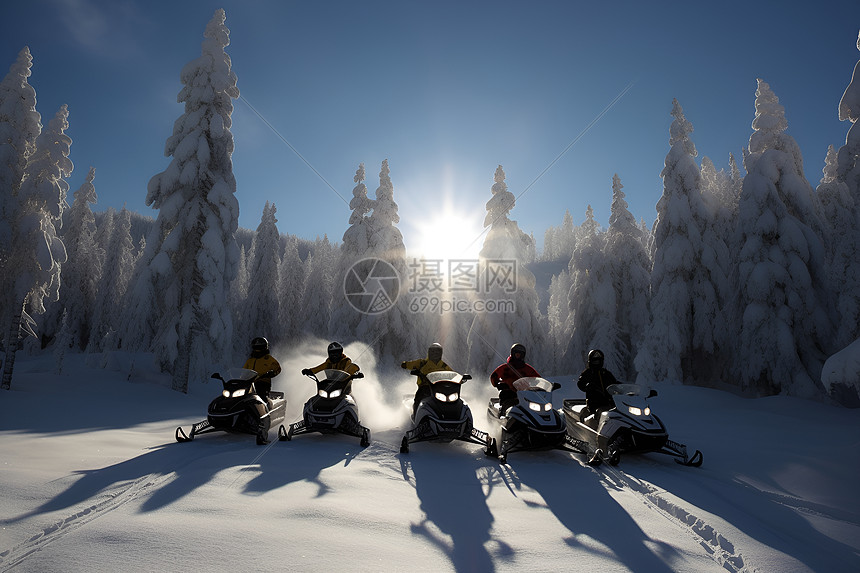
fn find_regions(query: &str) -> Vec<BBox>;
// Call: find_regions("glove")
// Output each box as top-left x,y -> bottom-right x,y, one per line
401,361 -> 407,369
301,368 -> 312,376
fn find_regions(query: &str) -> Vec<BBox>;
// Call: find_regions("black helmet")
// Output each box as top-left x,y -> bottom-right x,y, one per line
327,341 -> 344,362
428,342 -> 443,362
587,349 -> 604,369
510,343 -> 526,360
251,337 -> 269,354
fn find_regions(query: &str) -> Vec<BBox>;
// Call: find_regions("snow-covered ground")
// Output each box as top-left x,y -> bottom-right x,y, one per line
1,351 -> 858,573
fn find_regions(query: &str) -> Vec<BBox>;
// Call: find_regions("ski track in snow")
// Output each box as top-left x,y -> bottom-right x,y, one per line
0,472 -> 170,572
599,462 -> 752,573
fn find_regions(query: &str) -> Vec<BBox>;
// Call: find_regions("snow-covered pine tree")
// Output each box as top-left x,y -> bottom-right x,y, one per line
278,235 -> 304,341
605,174 -> 651,379
0,49 -> 39,249
329,163 -> 374,341
243,201 -> 282,348
53,166 -> 102,350
818,145 -> 860,351
90,207 -> 137,351
467,165 -> 546,374
297,237 -> 335,338
229,244 -> 249,356
133,9 -> 241,392
635,99 -> 721,384
546,268 -> 572,373
542,226 -> 558,262
0,48 -> 41,347
539,210 -> 575,262
836,30 -> 860,200
85,207 -> 115,351
735,79 -> 833,397
565,205 -> 617,374
1,105 -> 72,390
359,160 -> 416,367
558,209 -> 576,262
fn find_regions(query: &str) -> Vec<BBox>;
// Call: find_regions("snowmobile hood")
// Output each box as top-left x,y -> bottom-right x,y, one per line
317,369 -> 355,382
512,377 -> 554,392
608,383 -> 654,397
222,368 -> 258,382
425,371 -> 466,385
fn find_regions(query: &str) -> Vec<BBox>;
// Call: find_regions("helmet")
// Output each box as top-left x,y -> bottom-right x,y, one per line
327,341 -> 344,362
428,342 -> 443,362
510,343 -> 526,360
251,337 -> 269,354
587,349 -> 604,369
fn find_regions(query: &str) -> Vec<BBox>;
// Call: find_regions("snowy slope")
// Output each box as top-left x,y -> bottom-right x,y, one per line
1,353 -> 858,573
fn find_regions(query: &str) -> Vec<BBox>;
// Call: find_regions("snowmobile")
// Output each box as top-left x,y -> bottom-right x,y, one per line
487,377 -> 598,464
277,369 -> 370,446
400,370 -> 497,456
175,368 -> 287,445
562,383 -> 703,467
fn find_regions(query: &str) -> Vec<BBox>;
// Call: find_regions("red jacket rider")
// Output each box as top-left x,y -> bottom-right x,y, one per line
490,344 -> 540,411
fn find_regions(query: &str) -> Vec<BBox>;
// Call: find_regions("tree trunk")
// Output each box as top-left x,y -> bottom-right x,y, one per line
1,300 -> 25,390
171,330 -> 191,393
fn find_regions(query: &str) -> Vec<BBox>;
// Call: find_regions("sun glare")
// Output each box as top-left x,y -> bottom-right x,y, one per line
413,208 -> 484,266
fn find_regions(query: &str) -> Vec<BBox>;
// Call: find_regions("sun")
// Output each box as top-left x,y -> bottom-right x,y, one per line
411,207 -> 485,266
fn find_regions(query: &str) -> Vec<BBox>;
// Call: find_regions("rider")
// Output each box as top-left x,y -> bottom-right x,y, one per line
242,336 -> 281,401
401,342 -> 453,416
576,349 -> 618,424
490,343 -> 541,413
302,342 -> 361,394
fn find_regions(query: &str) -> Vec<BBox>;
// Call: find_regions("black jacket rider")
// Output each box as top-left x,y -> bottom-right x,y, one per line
577,366 -> 618,415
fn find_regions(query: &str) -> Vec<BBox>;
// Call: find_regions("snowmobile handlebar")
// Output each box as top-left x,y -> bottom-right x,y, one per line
303,370 -> 364,382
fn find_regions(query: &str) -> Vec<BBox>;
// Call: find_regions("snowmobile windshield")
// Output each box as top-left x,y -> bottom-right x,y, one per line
319,369 -> 353,382
224,368 -> 259,382
607,384 -> 651,397
513,377 -> 553,392
425,371 -> 463,385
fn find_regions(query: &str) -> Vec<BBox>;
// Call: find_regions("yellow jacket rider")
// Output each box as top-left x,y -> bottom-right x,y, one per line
402,342 -> 452,415
243,336 -> 281,401
302,342 -> 361,394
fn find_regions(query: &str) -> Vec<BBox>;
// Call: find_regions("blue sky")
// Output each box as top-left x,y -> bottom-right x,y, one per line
3,0 -> 859,255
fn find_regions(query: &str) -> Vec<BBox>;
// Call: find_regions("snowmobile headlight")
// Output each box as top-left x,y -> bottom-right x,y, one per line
628,406 -> 642,416
528,401 -> 542,412
544,402 -> 553,411
435,392 -> 459,402
222,389 -> 230,398
644,407 -> 651,415
329,389 -> 342,399
232,388 -> 246,398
